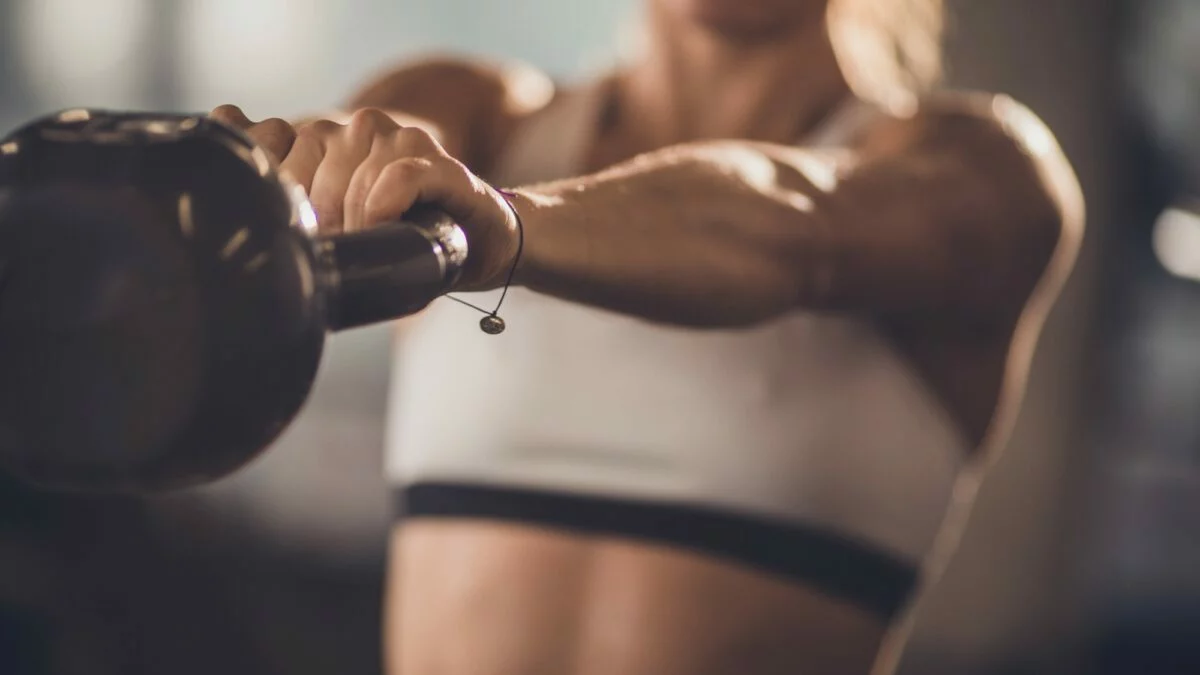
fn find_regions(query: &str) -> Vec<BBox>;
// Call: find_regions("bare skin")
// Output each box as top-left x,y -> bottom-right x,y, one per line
211,1 -> 1083,673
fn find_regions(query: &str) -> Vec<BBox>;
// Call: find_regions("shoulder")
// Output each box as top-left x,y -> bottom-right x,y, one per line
346,54 -> 556,170
870,92 -> 1083,272
915,92 -> 1082,240
845,92 -> 1085,321
347,54 -> 554,113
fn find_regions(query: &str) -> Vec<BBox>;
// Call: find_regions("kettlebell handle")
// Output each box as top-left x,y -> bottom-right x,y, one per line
316,207 -> 468,331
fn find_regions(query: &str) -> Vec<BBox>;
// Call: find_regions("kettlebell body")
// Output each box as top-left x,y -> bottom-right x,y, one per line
0,111 -> 327,491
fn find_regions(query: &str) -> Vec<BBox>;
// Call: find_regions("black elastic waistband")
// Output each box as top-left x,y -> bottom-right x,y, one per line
396,483 -> 918,619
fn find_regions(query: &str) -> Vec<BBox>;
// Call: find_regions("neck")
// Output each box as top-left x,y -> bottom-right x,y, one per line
615,9 -> 852,148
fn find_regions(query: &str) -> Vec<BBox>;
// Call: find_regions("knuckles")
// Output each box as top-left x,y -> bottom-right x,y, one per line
290,119 -> 340,152
249,117 -> 297,156
379,157 -> 436,184
205,106 -> 468,231
209,104 -> 249,127
255,117 -> 294,137
302,119 -> 342,137
393,125 -> 438,153
346,107 -> 396,140
242,108 -> 442,161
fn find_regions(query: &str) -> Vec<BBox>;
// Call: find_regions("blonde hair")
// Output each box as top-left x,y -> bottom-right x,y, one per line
827,0 -> 945,111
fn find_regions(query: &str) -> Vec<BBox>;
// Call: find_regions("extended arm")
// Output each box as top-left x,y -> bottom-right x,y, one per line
221,90 -> 1082,330
507,96 -> 1083,328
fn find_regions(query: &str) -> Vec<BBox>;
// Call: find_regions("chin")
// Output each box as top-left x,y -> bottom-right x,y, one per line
661,0 -> 827,39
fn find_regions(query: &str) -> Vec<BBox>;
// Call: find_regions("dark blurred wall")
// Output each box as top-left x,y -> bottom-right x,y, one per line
1068,2 -> 1200,674
900,2 -> 1127,674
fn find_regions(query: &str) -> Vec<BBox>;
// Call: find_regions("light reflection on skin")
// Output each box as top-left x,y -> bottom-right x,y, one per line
995,95 -> 1055,159
689,142 -> 827,212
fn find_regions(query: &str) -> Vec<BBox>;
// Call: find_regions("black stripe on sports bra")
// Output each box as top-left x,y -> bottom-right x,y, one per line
396,482 -> 918,619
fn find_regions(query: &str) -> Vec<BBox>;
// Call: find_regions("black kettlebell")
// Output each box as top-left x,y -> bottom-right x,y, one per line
0,110 -> 466,492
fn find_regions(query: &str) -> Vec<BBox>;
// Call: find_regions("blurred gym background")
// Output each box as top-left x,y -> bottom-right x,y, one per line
0,0 -> 1196,673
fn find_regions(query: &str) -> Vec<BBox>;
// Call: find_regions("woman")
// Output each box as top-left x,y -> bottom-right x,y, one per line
212,0 -> 1083,673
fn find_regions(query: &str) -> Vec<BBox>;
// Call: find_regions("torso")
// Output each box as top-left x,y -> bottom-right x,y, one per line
383,78 -> 1002,675
388,521 -> 887,675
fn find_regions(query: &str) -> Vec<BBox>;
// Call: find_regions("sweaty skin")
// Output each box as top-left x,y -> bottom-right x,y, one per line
211,1 -> 1083,673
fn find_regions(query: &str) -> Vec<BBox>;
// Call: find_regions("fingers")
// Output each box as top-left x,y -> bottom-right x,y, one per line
279,120 -> 338,195
342,147 -> 397,232
307,110 -> 404,231
210,104 -> 251,129
390,125 -> 441,156
307,131 -> 366,231
209,105 -> 297,161
249,118 -> 297,161
364,156 -> 502,231
209,107 -> 475,240
342,125 -> 442,231
360,156 -> 519,288
358,158 -> 432,228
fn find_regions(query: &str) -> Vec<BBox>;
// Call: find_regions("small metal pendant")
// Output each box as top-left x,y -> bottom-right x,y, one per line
479,315 -> 506,335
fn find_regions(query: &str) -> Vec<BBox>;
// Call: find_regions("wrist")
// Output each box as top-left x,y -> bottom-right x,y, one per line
498,182 -> 595,296
499,188 -> 553,289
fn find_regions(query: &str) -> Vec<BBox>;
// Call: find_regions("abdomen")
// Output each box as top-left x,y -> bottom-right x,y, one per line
387,520 -> 889,675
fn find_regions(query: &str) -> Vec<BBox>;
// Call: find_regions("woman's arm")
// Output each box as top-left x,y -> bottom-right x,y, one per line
508,95 -> 1083,328
230,92 -> 1082,331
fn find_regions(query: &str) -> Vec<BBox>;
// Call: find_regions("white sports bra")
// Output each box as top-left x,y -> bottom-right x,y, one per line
385,79 -> 972,618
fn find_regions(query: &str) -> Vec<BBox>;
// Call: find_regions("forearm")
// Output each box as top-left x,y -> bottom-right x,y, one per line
511,144 -> 838,327
506,104 -> 1074,330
